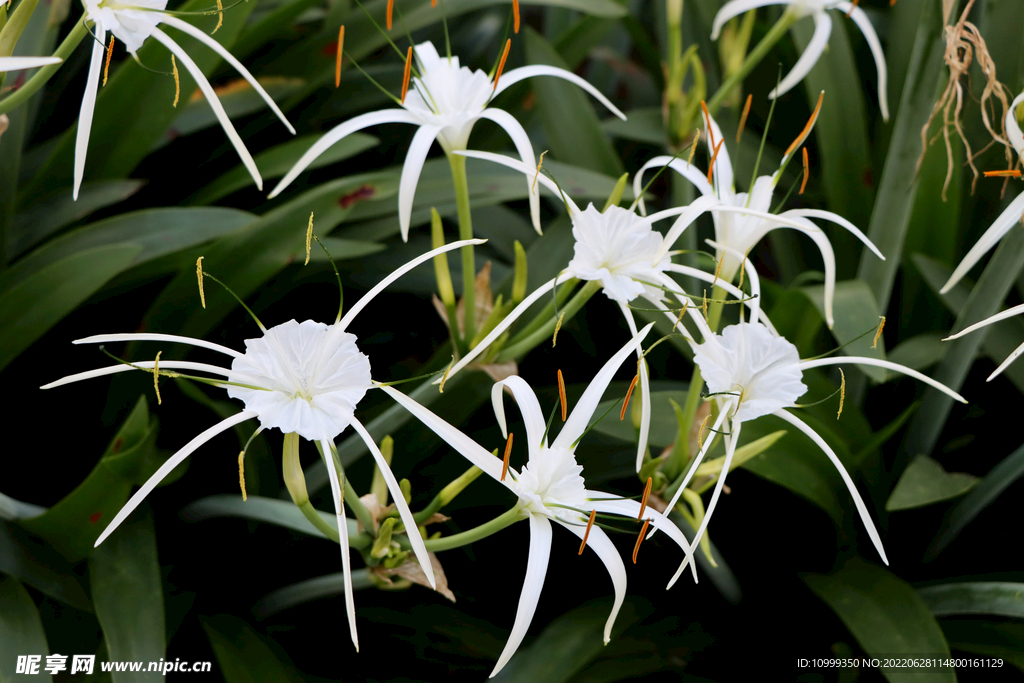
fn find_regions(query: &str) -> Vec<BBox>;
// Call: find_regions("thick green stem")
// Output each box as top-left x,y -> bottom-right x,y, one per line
497,280 -> 601,362
420,506 -> 525,553
0,0 -> 42,58
705,8 -> 797,116
448,152 -> 476,345
0,17 -> 87,116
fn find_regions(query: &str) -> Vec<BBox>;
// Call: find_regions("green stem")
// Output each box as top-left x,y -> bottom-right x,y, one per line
421,506 -> 525,553
0,17 -> 88,116
497,280 -> 601,362
0,0 -> 41,58
448,152 -> 476,346
705,7 -> 797,116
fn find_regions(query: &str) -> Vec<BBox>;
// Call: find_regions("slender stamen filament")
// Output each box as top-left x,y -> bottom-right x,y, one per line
103,36 -> 114,86
638,477 -> 652,520
335,26 -> 345,88
799,147 -> 809,195
578,509 -> 596,554
401,46 -> 412,103
736,94 -> 752,143
620,374 -> 639,421
501,432 -> 513,481
557,369 -> 567,421
632,518 -> 651,563
493,38 -> 511,92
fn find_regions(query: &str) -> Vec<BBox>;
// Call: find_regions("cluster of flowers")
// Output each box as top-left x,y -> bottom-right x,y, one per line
6,0 -> 1023,675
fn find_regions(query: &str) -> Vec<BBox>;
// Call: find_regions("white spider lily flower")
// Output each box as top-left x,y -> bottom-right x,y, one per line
0,56 -> 63,71
75,0 -> 296,199
380,324 -> 697,677
712,0 -> 889,119
41,239 -> 483,650
659,321 -> 967,583
268,40 -> 626,241
437,150 -> 776,472
633,107 -> 884,328
943,302 -> 1024,381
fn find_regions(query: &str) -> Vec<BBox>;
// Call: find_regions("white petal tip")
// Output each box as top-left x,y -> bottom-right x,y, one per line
39,382 -> 56,390
938,284 -> 952,295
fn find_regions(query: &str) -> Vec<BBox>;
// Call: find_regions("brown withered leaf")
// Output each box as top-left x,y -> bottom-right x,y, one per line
473,360 -> 518,384
371,552 -> 455,602
357,493 -> 389,533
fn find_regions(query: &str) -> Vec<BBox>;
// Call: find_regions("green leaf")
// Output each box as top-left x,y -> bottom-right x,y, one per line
523,27 -> 623,178
927,440 -> 1024,560
0,576 -> 52,683
20,397 -> 163,562
803,557 -> 954,683
885,456 -> 979,511
253,570 -> 374,619
0,243 -> 142,371
800,280 -> 887,381
202,615 -> 304,683
939,619 -> 1024,671
602,107 -> 668,146
190,132 -> 378,204
0,520 -> 93,612
89,505 -> 166,682
918,582 -> 1024,619
180,494 -> 361,542
887,333 -> 948,373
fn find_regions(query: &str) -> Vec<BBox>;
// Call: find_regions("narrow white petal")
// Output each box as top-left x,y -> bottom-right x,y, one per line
552,323 -> 654,450
454,150 -> 581,216
836,3 -> 890,120
655,195 -> 723,261
798,356 -> 967,403
478,109 -> 541,234
711,0 -> 788,39
489,514 -> 552,678
493,66 -> 626,120
319,439 -> 358,651
351,419 -> 436,589
940,191 -> 1024,293
1005,92 -> 1024,156
74,30 -> 106,201
770,12 -> 831,100
781,208 -> 884,260
398,124 -> 442,241
41,360 -> 231,390
702,238 -> 767,328
377,384 -> 507,484
150,27 -> 263,190
988,339 -> 1024,381
95,411 -> 257,546
773,409 -> 888,564
0,56 -> 62,72
659,408 -> 729,516
73,332 -> 243,357
337,238 -> 486,332
616,302 -> 651,471
945,302 -> 1024,340
680,422 -> 741,574
645,295 -> 706,350
650,272 -> 717,342
632,157 -> 716,217
157,15 -> 296,133
559,523 -> 625,644
492,376 -> 551,455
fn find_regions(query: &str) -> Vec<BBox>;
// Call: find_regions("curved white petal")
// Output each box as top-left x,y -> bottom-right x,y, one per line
478,108 -> 541,234
351,419 -> 436,589
157,15 -> 296,134
770,12 -> 831,100
73,28 -> 106,201
490,513 -> 552,678
150,27 -> 263,190
268,109 -> 420,198
940,190 -> 1024,293
773,409 -> 888,564
781,208 -> 884,260
650,272 -> 717,342
616,302 -> 651,471
659,408 -> 729,516
95,411 -> 257,546
655,195 -> 722,261
988,339 -> 1024,381
454,150 -> 581,216
0,55 -> 62,71
1006,92 -> 1024,157
666,263 -> 776,333
337,238 -> 485,332
835,2 -> 890,120
552,323 -> 654,451
633,157 -> 716,217
679,422 -> 740,576
377,384 -> 507,484
398,124 -> 442,241
319,439 -> 358,651
799,356 -> 967,403
559,522 -> 625,644
493,65 -> 627,121
711,0 -> 789,39
492,376 -> 551,456
73,332 -> 243,357
944,302 -> 1024,341
41,360 -> 232,389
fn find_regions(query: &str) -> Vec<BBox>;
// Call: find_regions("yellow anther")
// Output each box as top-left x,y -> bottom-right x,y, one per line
736,93 -> 752,143
872,316 -> 886,349
712,253 -> 725,288
401,46 -> 413,103
103,36 -> 114,86
196,257 -> 206,308
785,91 -> 824,159
305,212 -> 314,266
552,311 -> 566,347
837,368 -> 846,420
578,509 -> 596,555
697,413 -> 710,451
557,369 -> 567,421
238,451 -> 248,501
493,39 -> 512,92
439,354 -> 454,393
213,0 -> 223,33
687,129 -> 700,167
737,247 -> 752,290
672,300 -> 689,330
386,0 -> 394,30
153,351 -> 162,405
638,476 -> 652,520
799,147 -> 810,195
632,518 -> 651,564
702,290 -> 709,323
532,150 -> 547,192
171,55 -> 180,108
335,25 -> 345,88
621,374 -> 639,421
501,432 -> 513,481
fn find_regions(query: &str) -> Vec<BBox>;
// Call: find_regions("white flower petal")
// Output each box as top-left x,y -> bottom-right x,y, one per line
558,522 -> 625,644
835,2 -> 890,120
0,56 -> 62,71
73,332 -> 243,357
616,302 -> 651,471
702,238 -> 767,328
95,411 -> 257,547
489,514 -> 552,678
711,0 -> 789,39
655,194 -> 721,261
319,439 -> 358,651
1006,91 -> 1024,157
944,302 -> 1024,341
940,190 -> 1024,293
478,108 -> 541,234
492,65 -> 627,120
781,208 -> 884,260
73,30 -> 106,201
41,360 -> 231,390
770,11 -> 831,100
798,356 -> 967,403
492,376 -> 551,456
679,422 -> 741,575
773,409 -> 888,565
398,124 -> 442,241
633,157 -> 716,218
658,408 -> 729,516
988,339 -> 1024,381
650,272 -> 717,342
454,150 -> 581,216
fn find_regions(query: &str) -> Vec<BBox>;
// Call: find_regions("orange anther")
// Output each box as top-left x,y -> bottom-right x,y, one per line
501,432 -> 513,481
638,477 -> 652,520
557,369 -> 567,421
334,26 -> 345,88
700,100 -> 715,151
493,38 -> 512,92
103,35 -> 114,86
785,91 -> 824,159
620,374 -> 639,421
846,0 -> 859,17
387,0 -> 394,30
432,0 -> 436,5
707,138 -> 725,185
799,147 -> 809,195
401,46 -> 413,104
736,93 -> 752,143
984,169 -> 1022,178
578,509 -> 596,555
513,0 -> 520,33
632,518 -> 651,564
